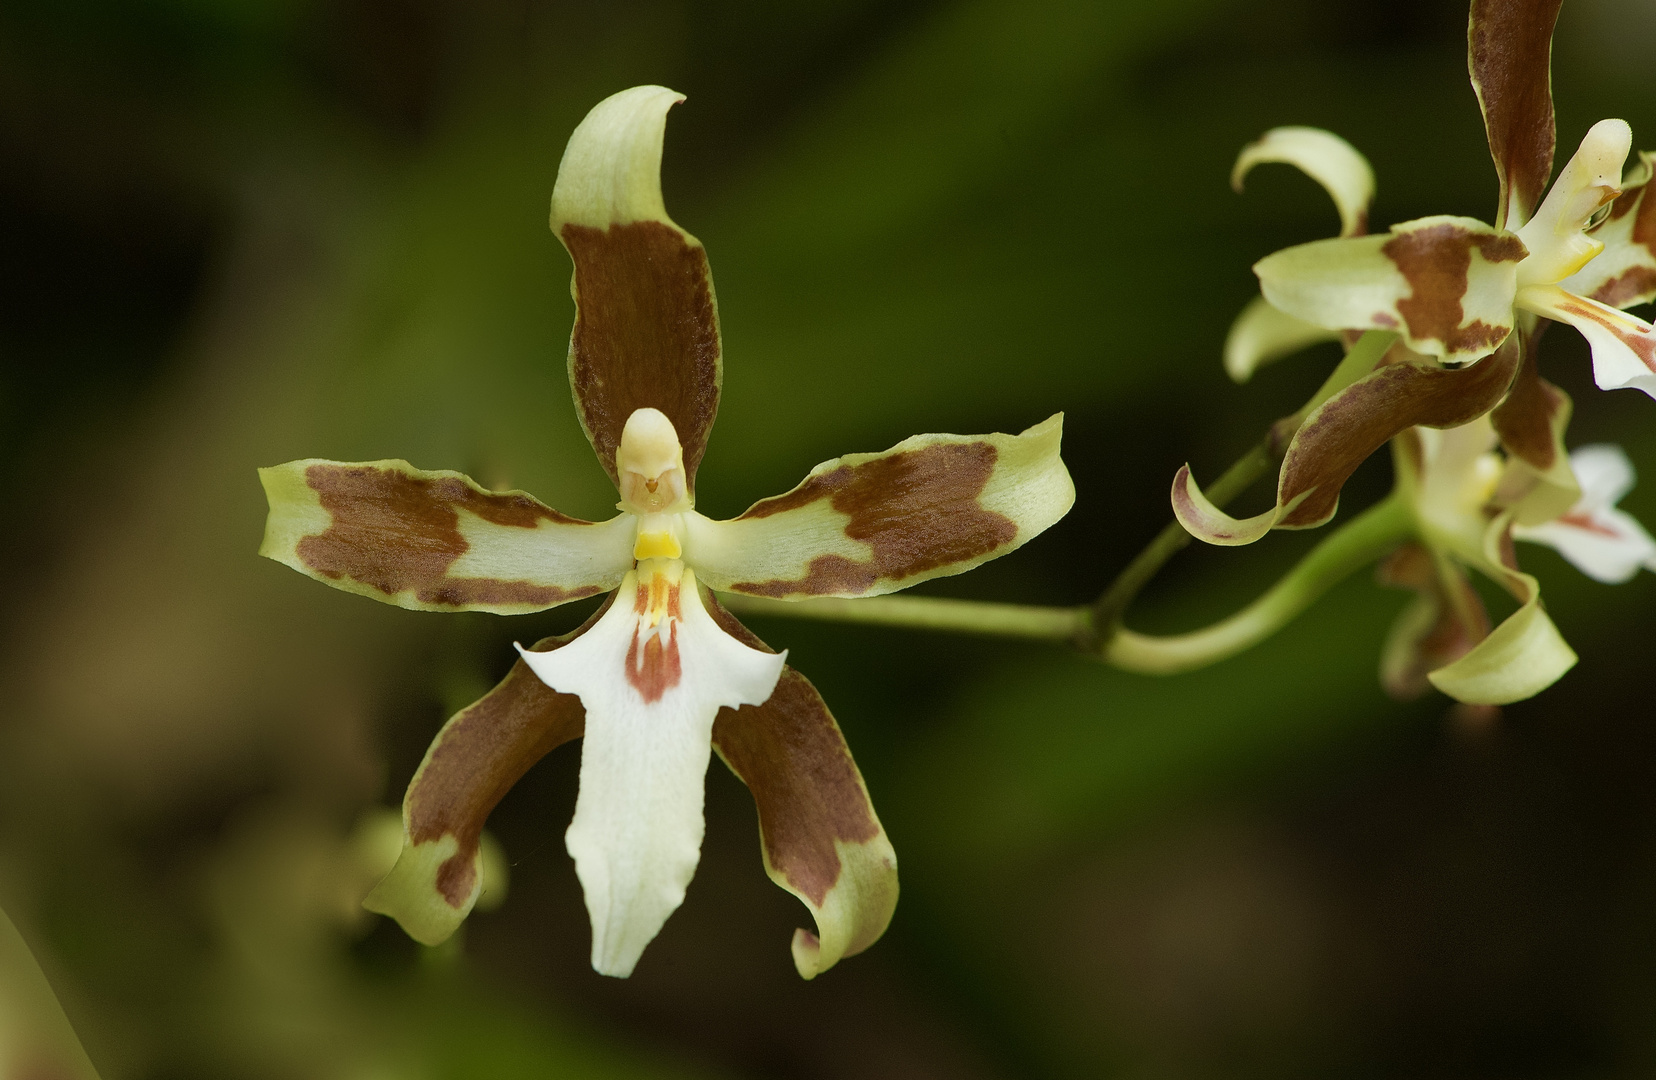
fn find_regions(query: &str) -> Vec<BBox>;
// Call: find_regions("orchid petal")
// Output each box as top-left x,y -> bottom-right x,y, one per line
364,616 -> 594,946
1514,120 -> 1630,287
1517,283 -> 1656,397
1428,516 -> 1577,704
704,597 -> 896,980
1468,0 -> 1564,230
1563,150 -> 1656,307
1232,126 -> 1375,238
516,566 -> 786,977
1376,543 -> 1491,700
1490,335 -> 1579,525
259,459 -> 634,614
1514,445 -> 1656,583
1255,216 -> 1525,365
1223,296 -> 1341,383
1176,333 -> 1522,546
551,86 -> 722,491
0,907 -> 101,1079
687,415 -> 1073,600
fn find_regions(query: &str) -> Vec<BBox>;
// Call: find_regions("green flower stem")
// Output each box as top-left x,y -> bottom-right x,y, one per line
716,592 -> 1090,643
1101,492 -> 1412,674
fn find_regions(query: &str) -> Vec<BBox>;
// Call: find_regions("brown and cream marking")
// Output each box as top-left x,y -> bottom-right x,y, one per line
1468,0 -> 1564,229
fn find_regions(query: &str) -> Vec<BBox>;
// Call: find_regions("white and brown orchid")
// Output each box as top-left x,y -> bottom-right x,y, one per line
1172,0 -> 1653,548
258,86 -> 1074,979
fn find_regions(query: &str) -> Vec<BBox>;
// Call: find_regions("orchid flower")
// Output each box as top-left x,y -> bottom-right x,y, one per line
258,86 -> 1074,979
1171,0 -> 1647,547
1378,418 -> 1654,704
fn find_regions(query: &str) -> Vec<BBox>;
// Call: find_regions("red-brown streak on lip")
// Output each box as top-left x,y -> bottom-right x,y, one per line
1491,327 -> 1564,470
1590,268 -> 1656,307
1556,298 -> 1656,371
730,441 -> 1018,596
297,463 -> 592,608
562,221 -> 720,490
703,593 -> 881,913
1277,333 -> 1522,529
1557,511 -> 1622,538
625,623 -> 682,704
1382,224 -> 1525,355
1469,0 -> 1563,225
1376,542 -> 1492,700
406,597 -> 612,908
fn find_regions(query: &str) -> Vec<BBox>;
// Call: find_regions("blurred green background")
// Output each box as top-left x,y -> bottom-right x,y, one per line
3,0 -> 1656,1075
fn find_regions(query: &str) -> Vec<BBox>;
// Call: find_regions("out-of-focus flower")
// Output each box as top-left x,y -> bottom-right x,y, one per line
1513,444 -> 1656,583
0,906 -> 101,1080
258,87 -> 1073,978
1177,0 -> 1653,548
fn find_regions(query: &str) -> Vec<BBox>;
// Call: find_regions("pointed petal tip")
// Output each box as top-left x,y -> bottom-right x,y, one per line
362,836 -> 474,947
1171,464 -> 1278,546
553,85 -> 688,230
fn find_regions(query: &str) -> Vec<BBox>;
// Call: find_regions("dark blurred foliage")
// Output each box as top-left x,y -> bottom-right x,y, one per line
2,0 -> 1656,1076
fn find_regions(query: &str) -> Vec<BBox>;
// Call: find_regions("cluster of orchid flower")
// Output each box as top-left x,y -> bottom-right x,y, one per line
233,0 -> 1655,992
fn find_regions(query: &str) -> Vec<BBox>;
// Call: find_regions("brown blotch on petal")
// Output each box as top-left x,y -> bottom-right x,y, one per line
1382,223 -> 1524,354
1469,0 -> 1564,227
562,221 -> 721,489
704,597 -> 880,908
1277,333 -> 1522,528
733,442 -> 1017,596
298,464 -> 591,608
1491,328 -> 1564,470
406,606 -> 605,906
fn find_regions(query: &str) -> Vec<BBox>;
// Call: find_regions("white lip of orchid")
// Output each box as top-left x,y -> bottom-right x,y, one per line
617,407 -> 691,558
1515,119 -> 1631,289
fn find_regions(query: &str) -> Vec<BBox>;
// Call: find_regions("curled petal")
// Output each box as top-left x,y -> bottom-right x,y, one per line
1429,516 -> 1577,704
1255,216 -> 1525,365
364,616 -> 595,946
1517,283 -> 1656,397
259,459 -> 634,614
705,598 -> 897,979
1469,0 -> 1563,230
1564,150 -> 1656,308
1176,334 -> 1522,546
551,86 -> 722,490
1490,334 -> 1579,525
1232,126 -> 1375,238
1514,445 -> 1656,583
1223,296 -> 1341,383
1376,543 -> 1492,700
0,907 -> 101,1079
516,566 -> 786,977
687,415 -> 1073,600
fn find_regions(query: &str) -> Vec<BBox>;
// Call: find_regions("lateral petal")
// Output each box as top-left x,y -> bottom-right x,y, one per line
259,459 -> 634,614
364,617 -> 595,945
1375,542 -> 1492,701
551,86 -> 722,491
516,566 -> 786,977
0,906 -> 101,1080
1562,150 -> 1656,308
1468,0 -> 1563,230
1490,334 -> 1579,525
1428,516 -> 1577,705
687,415 -> 1073,599
1517,283 -> 1656,397
1223,296 -> 1341,383
703,598 -> 896,980
1232,126 -> 1375,238
1176,334 -> 1522,545
1255,217 -> 1525,365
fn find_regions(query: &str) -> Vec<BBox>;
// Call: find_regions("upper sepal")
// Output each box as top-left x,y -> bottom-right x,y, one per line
552,87 -> 723,491
259,459 -> 634,614
687,415 -> 1074,599
1468,0 -> 1563,230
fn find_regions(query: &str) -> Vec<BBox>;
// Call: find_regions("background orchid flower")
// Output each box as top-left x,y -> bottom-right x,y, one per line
257,86 -> 1073,980
1513,444 -> 1656,583
1380,415 -> 1579,706
1174,0 -> 1619,548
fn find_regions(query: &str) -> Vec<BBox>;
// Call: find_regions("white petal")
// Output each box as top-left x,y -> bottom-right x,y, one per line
1568,443 -> 1637,511
516,566 -> 785,976
1231,126 -> 1375,238
1517,283 -> 1656,398
1516,506 -> 1656,584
